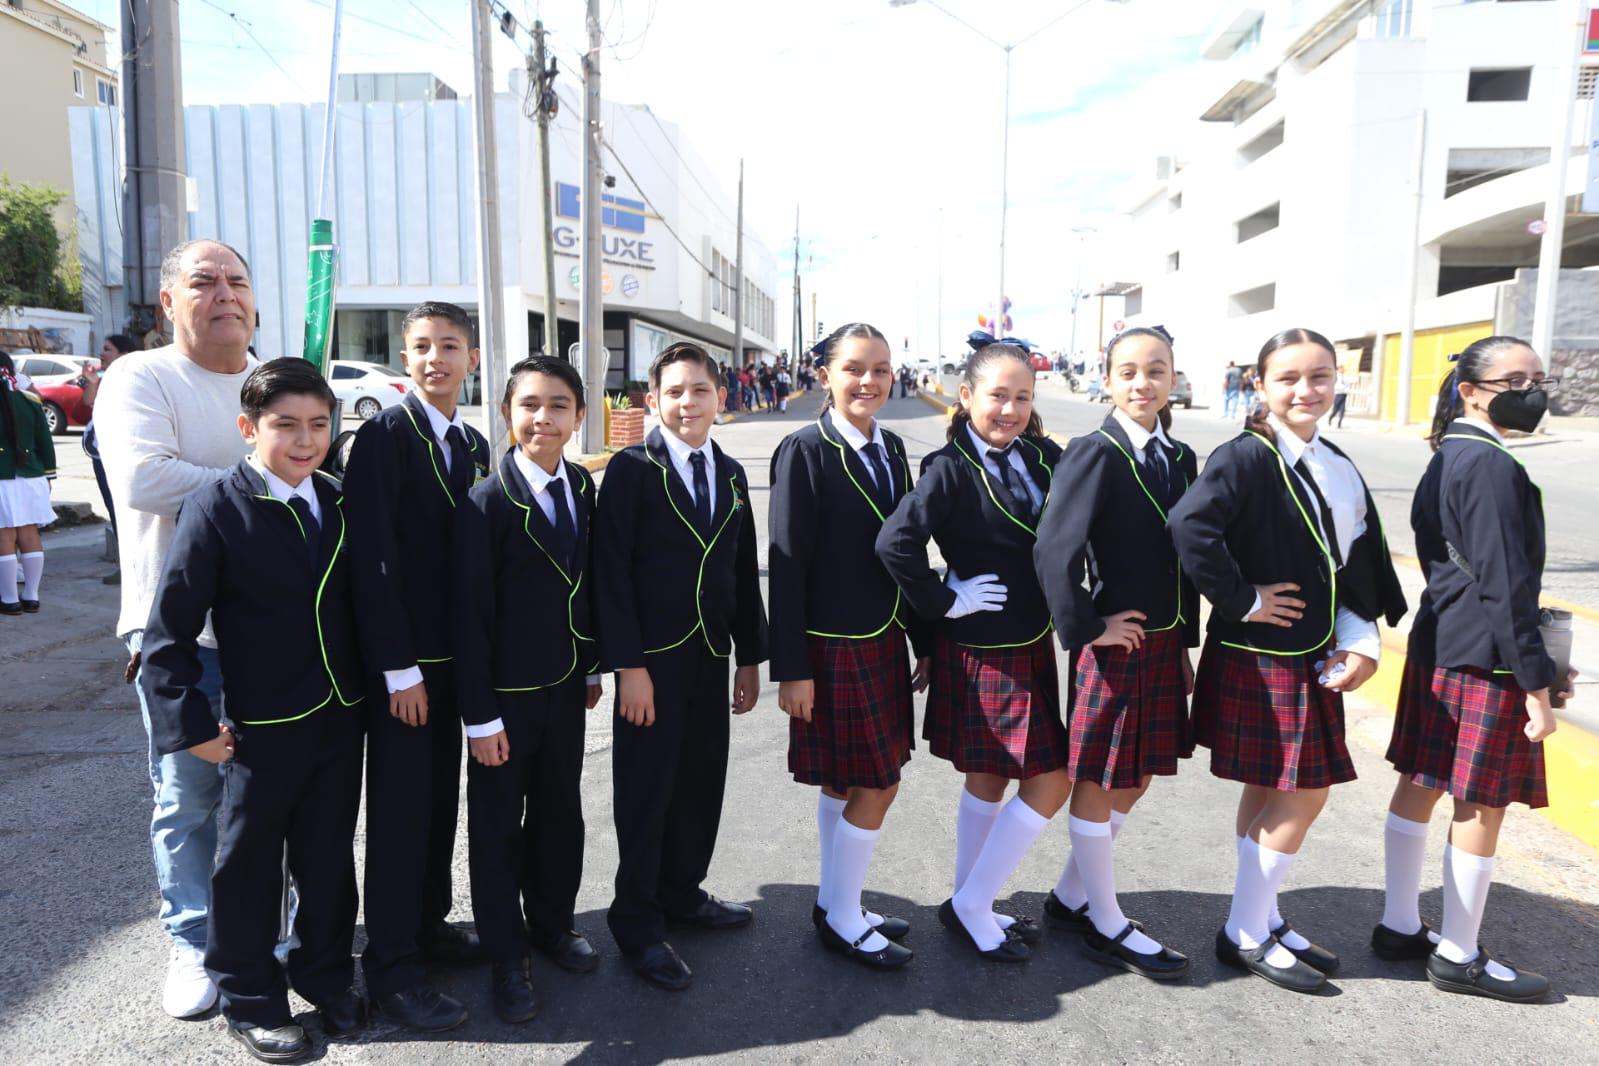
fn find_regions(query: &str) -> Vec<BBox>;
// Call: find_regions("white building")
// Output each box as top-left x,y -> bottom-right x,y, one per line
71,71 -> 779,399
1113,0 -> 1599,419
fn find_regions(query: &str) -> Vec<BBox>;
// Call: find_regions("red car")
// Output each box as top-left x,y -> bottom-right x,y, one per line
36,378 -> 92,435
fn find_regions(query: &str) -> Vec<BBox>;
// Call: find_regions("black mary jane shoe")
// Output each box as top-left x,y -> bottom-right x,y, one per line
666,894 -> 753,930
227,1021 -> 309,1064
1371,922 -> 1436,962
20,599 -> 39,614
1214,928 -> 1326,994
533,929 -> 600,974
0,601 -> 21,617
1081,921 -> 1189,981
998,913 -> 1043,945
1272,920 -> 1340,975
419,921 -> 485,965
311,988 -> 368,1037
1042,893 -> 1092,932
491,957 -> 540,1023
817,919 -> 914,969
625,942 -> 694,991
1426,947 -> 1552,1003
938,899 -> 1030,963
812,904 -> 910,942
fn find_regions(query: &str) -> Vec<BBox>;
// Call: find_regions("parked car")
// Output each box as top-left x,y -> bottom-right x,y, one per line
36,379 -> 91,435
17,354 -> 95,387
329,360 -> 410,419
1171,370 -> 1194,409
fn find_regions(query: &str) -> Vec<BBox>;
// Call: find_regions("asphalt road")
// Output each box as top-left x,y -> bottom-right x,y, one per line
2,389 -> 1597,1064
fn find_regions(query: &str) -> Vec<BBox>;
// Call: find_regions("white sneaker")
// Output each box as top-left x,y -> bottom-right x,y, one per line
163,943 -> 219,1018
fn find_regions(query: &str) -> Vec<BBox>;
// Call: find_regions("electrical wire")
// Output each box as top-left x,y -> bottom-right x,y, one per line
196,0 -> 305,89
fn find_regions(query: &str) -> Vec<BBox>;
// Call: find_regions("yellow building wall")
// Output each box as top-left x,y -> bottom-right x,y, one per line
1380,321 -> 1494,424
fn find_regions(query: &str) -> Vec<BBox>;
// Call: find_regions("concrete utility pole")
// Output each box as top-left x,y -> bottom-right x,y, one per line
533,21 -> 560,359
470,0 -> 508,450
1530,0 -> 1588,364
120,0 -> 186,343
1396,109 -> 1427,427
732,159 -> 744,371
579,0 -> 606,452
792,206 -> 801,365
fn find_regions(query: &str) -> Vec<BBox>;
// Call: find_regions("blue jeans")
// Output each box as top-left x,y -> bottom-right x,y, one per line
129,629 -> 226,950
1223,387 -> 1240,419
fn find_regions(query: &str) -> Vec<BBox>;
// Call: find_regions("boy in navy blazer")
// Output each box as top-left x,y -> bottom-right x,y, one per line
593,342 -> 768,991
341,301 -> 490,1031
141,359 -> 366,1062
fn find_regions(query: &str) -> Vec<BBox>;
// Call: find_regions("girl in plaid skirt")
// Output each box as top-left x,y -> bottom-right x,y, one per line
878,339 -> 1067,963
1169,328 -> 1406,995
768,324 -> 929,971
1376,336 -> 1575,1004
1033,326 -> 1196,982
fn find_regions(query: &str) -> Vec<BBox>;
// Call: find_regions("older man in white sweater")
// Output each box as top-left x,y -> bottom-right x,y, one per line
95,240 -> 259,1019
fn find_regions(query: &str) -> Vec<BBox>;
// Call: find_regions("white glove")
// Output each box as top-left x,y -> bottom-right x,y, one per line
945,570 -> 1007,620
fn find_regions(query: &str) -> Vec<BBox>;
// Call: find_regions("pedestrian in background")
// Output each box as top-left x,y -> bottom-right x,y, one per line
1239,365 -> 1257,419
1169,327 -> 1406,996
81,333 -> 140,585
1223,361 -> 1242,420
1378,335 -> 1573,1003
0,349 -> 56,616
1331,368 -> 1349,428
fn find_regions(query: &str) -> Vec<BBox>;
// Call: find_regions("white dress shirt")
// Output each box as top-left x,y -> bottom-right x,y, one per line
251,455 -> 322,523
828,407 -> 893,494
967,424 -> 1043,512
1456,415 -> 1502,442
1111,408 -> 1172,466
660,427 -> 716,514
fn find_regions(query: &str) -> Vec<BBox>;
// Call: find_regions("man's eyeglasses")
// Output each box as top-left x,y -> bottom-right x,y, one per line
1472,375 -> 1560,395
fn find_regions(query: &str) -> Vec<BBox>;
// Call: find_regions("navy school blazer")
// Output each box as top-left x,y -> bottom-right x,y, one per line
592,427 -> 768,669
342,392 -> 491,674
452,449 -> 600,726
1406,421 -> 1554,691
876,431 -> 1063,648
141,461 -> 365,756
1166,429 -> 1406,656
1034,414 -> 1201,651
767,415 -> 933,682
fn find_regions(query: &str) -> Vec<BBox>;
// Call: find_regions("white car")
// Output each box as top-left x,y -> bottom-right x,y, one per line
16,354 -> 95,386
329,360 -> 410,420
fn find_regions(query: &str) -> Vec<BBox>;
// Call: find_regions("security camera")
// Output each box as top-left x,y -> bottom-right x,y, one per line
603,174 -> 617,188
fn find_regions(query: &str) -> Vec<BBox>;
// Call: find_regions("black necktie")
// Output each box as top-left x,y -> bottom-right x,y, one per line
987,447 -> 1035,524
1293,456 -> 1344,568
549,476 -> 577,572
689,451 -> 712,531
863,442 -> 895,513
1145,442 -> 1171,503
444,425 -> 473,498
286,494 -> 321,569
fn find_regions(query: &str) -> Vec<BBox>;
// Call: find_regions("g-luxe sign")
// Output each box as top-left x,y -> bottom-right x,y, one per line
554,181 -> 657,270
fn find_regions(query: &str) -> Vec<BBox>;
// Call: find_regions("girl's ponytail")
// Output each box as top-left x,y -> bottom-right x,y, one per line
1426,364 -> 1462,452
1425,335 -> 1530,451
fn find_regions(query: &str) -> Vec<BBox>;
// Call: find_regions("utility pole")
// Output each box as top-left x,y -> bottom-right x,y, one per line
470,0 -> 508,449
811,291 -> 818,342
1530,0 -> 1587,364
120,0 -> 186,344
936,207 -> 943,364
579,0 -> 606,451
996,45 -> 1012,338
792,205 -> 801,366
732,160 -> 745,372
1396,110 -> 1427,427
532,21 -> 560,359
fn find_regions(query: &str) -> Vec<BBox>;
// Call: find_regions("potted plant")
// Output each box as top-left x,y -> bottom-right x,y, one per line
605,392 -> 646,450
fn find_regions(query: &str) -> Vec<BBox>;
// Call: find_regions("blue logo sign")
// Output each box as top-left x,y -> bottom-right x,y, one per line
621,274 -> 640,297
555,182 -> 646,234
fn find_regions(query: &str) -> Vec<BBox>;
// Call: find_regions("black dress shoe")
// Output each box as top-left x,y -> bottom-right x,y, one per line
1042,893 -> 1092,932
532,930 -> 600,974
625,942 -> 693,991
0,601 -> 20,616
227,1021 -> 308,1063
999,914 -> 1043,945
20,599 -> 38,613
491,958 -> 540,1023
1372,922 -> 1437,962
311,988 -> 368,1037
1272,921 -> 1339,975
817,918 -> 914,969
1426,948 -> 1552,1003
419,922 -> 485,964
811,904 -> 911,942
666,895 -> 753,930
372,983 -> 468,1032
1080,921 -> 1190,981
1214,928 -> 1326,994
938,899 -> 1030,963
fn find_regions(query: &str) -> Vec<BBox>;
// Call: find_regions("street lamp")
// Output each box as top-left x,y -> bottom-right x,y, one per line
1068,225 -> 1095,360
891,0 -> 1129,338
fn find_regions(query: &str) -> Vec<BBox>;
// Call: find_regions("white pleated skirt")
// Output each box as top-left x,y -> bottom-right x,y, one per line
0,477 -> 55,528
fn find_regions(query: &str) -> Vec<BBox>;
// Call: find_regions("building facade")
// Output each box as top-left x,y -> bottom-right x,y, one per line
1113,0 -> 1599,418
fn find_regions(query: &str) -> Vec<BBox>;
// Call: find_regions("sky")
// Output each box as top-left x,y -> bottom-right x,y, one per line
85,0 -> 1235,355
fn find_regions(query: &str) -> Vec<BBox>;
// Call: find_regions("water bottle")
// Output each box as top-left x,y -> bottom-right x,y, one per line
1539,607 -> 1573,710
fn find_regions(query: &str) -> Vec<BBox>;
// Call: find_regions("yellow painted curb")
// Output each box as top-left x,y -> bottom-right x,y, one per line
577,452 -> 613,472
916,390 -> 954,416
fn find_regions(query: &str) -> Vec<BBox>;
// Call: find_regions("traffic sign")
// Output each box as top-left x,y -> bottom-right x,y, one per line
1528,219 -> 1548,237
1113,319 -> 1126,332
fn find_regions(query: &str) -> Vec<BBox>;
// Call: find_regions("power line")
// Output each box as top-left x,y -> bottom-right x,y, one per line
598,130 -> 716,279
404,0 -> 466,47
195,0 -> 305,90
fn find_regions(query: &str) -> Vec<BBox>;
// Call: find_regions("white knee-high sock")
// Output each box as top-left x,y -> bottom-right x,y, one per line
1068,815 -> 1161,953
0,555 -> 16,604
1225,837 -> 1299,968
1381,812 -> 1431,935
1438,844 -> 1516,979
19,551 -> 42,600
955,789 -> 1001,891
816,792 -> 845,907
952,797 -> 1051,951
1238,833 -> 1313,950
825,819 -> 889,952
1055,809 -> 1127,907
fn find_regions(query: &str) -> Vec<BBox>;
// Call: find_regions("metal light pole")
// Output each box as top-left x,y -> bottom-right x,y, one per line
579,0 -> 606,451
533,21 -> 560,359
1530,0 -> 1588,363
470,0 -> 508,450
1067,225 -> 1094,360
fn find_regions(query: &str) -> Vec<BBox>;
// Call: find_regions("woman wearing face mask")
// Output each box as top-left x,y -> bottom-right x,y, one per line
1376,335 -> 1574,1004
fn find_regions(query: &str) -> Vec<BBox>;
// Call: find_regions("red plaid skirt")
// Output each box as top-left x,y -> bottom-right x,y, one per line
925,634 -> 1068,779
1069,627 -> 1193,790
1387,661 -> 1547,809
788,630 -> 915,791
1191,636 -> 1354,791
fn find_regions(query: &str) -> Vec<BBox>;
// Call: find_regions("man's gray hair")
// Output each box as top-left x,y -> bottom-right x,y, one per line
158,239 -> 252,291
